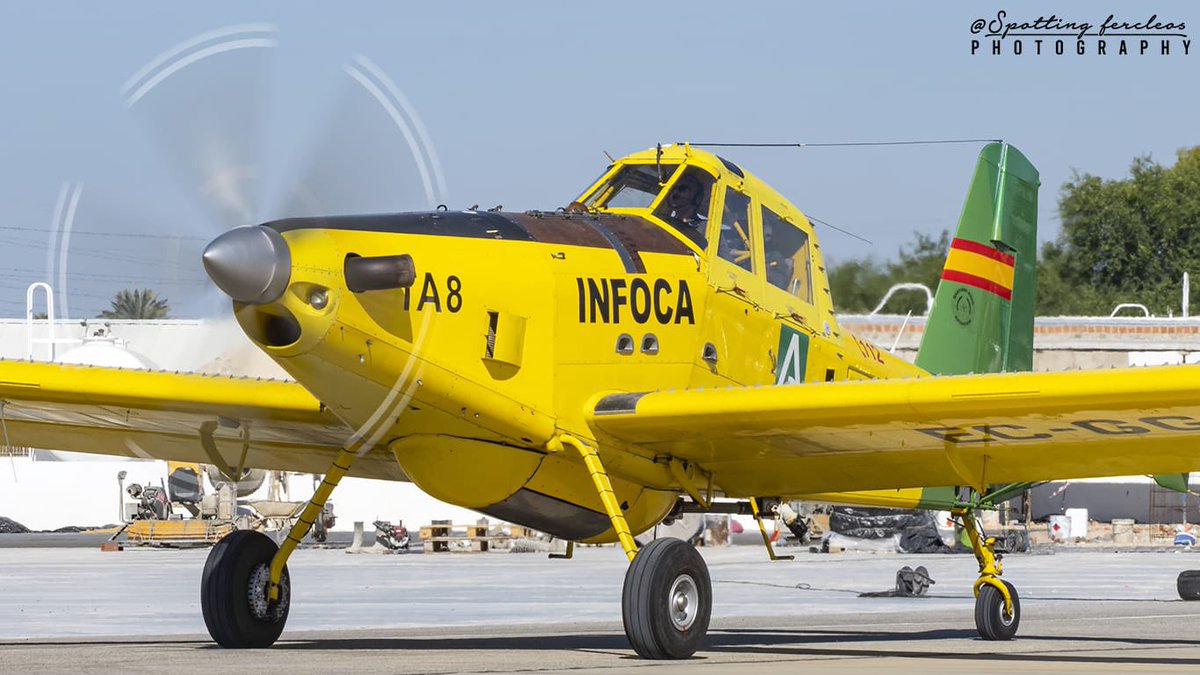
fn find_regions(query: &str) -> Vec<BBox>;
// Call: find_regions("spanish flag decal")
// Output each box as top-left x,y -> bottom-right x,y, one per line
941,238 -> 1015,301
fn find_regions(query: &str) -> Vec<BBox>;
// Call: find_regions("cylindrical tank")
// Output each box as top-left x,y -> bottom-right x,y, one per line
205,464 -> 267,498
56,324 -> 156,370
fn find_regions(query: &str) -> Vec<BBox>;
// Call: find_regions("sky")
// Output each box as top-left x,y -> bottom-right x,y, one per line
0,1 -> 1197,319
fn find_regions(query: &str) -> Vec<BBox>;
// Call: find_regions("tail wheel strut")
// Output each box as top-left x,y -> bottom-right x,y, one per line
958,509 -> 1021,641
976,579 -> 1021,640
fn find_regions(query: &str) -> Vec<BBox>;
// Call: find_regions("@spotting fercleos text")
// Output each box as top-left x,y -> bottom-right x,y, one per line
970,10 -> 1190,56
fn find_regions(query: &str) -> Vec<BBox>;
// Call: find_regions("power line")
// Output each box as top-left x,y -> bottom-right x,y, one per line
805,214 -> 873,245
0,236 -> 202,270
0,224 -> 208,241
689,138 -> 1003,149
686,138 -> 1003,244
0,267 -> 206,285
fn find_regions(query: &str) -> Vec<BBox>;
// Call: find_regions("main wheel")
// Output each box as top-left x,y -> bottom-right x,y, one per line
621,537 -> 712,659
975,579 -> 1020,641
201,530 -> 291,648
1177,570 -> 1200,600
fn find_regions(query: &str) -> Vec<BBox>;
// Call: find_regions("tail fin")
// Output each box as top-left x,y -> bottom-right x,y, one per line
916,143 -> 1039,375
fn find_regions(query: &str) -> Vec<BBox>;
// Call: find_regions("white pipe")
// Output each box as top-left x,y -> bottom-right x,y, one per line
1110,303 -> 1151,318
890,310 -> 913,353
869,283 -> 934,316
25,282 -> 55,361
1184,272 -> 1190,319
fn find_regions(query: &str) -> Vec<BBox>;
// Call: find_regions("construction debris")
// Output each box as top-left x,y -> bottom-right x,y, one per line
0,517 -> 29,534
858,566 -> 935,598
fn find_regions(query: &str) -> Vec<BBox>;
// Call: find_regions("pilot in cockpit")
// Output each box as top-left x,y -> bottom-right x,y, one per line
656,169 -> 712,248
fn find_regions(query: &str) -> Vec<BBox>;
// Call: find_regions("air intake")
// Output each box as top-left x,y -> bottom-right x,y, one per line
344,254 -> 417,293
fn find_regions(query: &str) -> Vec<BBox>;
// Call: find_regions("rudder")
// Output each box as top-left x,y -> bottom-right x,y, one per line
916,143 -> 1039,375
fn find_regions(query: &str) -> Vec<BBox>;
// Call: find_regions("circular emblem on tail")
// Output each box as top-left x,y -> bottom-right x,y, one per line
953,288 -> 975,325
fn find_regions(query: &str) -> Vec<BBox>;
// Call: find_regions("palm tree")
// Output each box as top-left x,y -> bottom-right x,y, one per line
98,289 -> 171,320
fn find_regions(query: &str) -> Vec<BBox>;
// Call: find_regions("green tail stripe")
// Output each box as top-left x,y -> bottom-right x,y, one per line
1153,473 -> 1190,493
916,143 -> 1040,375
915,486 -> 959,510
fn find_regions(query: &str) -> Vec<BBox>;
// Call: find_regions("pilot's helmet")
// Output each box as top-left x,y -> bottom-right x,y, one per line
670,173 -> 704,210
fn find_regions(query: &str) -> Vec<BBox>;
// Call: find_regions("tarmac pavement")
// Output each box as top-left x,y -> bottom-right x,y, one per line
2,544 -> 1200,672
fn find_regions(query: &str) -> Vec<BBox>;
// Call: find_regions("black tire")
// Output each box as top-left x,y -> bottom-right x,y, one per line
621,537 -> 712,659
201,530 -> 290,648
1177,570 -> 1200,600
975,580 -> 1020,641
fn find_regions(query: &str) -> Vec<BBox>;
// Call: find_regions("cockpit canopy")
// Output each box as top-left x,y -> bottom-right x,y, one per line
576,146 -> 821,310
584,163 -> 676,210
583,163 -> 714,250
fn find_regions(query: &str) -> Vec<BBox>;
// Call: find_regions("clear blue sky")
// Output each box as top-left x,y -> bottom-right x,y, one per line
1,1 -> 1196,318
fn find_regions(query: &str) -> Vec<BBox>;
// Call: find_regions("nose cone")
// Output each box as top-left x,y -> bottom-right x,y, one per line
202,226 -> 291,304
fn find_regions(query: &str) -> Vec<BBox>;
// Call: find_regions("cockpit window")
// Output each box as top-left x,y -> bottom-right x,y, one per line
762,206 -> 813,304
585,164 -> 679,209
653,167 -> 715,249
716,188 -> 754,272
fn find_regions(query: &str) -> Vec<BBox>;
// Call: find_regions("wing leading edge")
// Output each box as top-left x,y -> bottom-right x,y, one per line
589,365 -> 1200,497
0,360 -> 404,480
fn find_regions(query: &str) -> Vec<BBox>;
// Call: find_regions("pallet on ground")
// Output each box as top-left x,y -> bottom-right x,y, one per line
509,525 -> 546,539
420,520 -> 522,553
124,519 -> 233,545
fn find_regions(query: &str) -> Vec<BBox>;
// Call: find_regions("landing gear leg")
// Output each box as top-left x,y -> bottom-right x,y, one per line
201,447 -> 358,648
556,435 -> 711,659
750,497 -> 794,561
958,509 -> 1020,640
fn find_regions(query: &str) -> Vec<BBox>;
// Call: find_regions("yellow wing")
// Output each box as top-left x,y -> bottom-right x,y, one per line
0,360 -> 404,481
589,365 -> 1200,497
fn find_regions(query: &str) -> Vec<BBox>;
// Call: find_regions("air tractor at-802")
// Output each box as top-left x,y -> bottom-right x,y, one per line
8,142 -> 1200,658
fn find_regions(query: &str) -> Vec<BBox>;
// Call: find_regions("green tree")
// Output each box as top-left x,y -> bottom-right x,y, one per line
889,230 -> 950,313
1042,147 -> 1200,316
98,288 -> 171,320
827,258 -> 891,313
829,230 -> 949,315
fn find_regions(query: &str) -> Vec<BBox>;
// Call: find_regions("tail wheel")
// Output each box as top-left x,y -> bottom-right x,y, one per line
201,530 -> 290,648
975,580 -> 1020,641
1177,570 -> 1200,600
621,537 -> 711,659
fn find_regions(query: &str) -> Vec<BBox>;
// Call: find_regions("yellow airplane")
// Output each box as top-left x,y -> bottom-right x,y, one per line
3,141 -> 1199,658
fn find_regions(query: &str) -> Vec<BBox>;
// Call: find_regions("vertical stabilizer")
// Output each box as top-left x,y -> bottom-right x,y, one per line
916,143 -> 1039,375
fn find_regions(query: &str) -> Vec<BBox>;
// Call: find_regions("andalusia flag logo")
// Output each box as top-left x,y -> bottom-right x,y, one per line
775,325 -> 809,385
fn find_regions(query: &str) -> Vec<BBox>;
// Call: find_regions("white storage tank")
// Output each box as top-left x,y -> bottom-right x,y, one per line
56,323 -> 155,370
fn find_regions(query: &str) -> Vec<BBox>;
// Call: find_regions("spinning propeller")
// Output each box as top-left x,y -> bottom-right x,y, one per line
52,23 -> 445,329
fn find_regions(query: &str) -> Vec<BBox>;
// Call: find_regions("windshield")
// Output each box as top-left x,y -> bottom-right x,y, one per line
653,166 -> 716,249
585,164 -> 679,209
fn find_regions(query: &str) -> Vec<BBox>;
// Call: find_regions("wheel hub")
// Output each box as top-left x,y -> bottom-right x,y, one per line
247,563 -> 288,622
668,574 -> 699,631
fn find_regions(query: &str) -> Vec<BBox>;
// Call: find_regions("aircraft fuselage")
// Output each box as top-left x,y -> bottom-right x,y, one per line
224,146 -> 925,542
